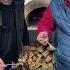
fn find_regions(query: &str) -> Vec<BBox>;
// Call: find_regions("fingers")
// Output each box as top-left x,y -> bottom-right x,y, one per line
37,32 -> 48,40
37,32 -> 49,46
38,38 -> 48,46
43,38 -> 49,46
0,58 -> 5,70
0,65 -> 5,70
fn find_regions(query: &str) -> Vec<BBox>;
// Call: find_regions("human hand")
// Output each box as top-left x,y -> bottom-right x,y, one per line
37,32 -> 56,51
0,58 -> 5,70
0,0 -> 13,5
37,32 -> 49,46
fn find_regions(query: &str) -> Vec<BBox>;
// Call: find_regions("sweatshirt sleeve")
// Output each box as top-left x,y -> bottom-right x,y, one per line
37,6 -> 56,38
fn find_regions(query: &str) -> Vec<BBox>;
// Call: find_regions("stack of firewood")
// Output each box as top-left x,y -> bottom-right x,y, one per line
14,42 -> 55,70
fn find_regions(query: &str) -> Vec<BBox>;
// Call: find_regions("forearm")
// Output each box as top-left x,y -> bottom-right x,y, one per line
37,6 -> 56,38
